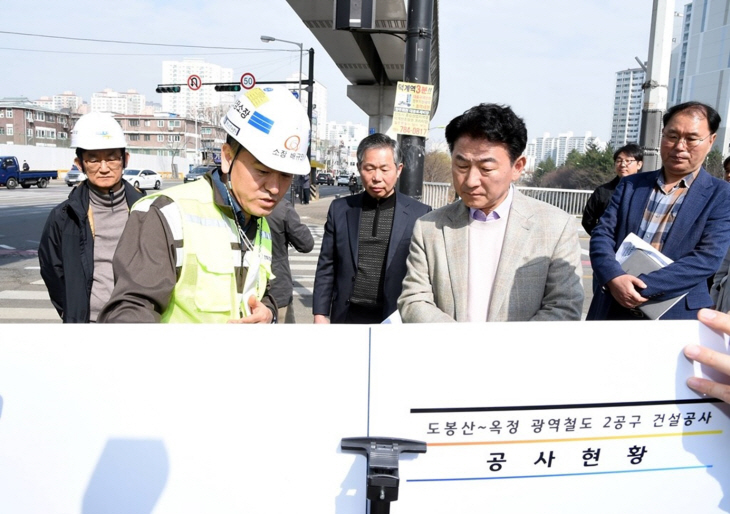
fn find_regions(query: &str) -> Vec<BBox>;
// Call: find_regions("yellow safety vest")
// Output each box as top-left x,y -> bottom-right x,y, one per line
133,179 -> 273,323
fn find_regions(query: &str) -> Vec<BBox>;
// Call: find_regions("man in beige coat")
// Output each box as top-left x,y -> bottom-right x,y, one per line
398,103 -> 583,322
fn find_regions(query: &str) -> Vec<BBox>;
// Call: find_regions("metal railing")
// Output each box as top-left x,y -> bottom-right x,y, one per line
516,187 -> 592,216
422,182 -> 451,208
421,183 -> 592,216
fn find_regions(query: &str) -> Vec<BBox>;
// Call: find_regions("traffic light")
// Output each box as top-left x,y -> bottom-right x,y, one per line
156,86 -> 181,93
214,84 -> 241,92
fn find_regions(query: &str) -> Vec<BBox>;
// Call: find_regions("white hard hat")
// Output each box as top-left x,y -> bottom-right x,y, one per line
71,112 -> 126,150
221,86 -> 311,175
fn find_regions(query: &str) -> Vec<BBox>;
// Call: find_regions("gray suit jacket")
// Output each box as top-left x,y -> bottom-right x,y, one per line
398,190 -> 584,322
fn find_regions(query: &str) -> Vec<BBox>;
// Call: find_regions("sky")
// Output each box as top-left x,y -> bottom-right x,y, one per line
0,0 -> 690,145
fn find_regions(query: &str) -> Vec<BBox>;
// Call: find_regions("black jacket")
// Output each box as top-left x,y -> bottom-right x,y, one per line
313,191 -> 432,323
39,180 -> 145,323
266,199 -> 314,307
581,176 -> 620,235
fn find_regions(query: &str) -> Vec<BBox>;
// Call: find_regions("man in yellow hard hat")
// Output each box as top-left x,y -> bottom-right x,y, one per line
99,86 -> 311,323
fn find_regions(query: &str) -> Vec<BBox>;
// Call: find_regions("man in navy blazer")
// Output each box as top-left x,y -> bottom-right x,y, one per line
588,101 -> 730,320
313,133 -> 431,323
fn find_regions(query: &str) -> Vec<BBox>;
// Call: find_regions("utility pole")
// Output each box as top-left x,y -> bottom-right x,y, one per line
306,48 -> 317,200
639,0 -> 674,172
398,0 -> 434,200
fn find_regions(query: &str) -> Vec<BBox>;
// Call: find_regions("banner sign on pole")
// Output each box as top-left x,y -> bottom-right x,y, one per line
392,81 -> 435,137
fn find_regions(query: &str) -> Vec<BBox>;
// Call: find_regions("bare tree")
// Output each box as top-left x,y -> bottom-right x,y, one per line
167,133 -> 190,179
424,150 -> 452,183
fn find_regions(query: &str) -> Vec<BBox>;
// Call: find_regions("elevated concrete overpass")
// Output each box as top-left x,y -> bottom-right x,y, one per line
286,0 -> 440,132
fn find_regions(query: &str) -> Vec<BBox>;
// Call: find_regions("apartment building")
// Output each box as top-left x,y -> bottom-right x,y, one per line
114,114 -> 225,164
525,131 -> 603,171
91,89 -> 146,115
160,58 -> 234,117
0,97 -> 72,148
668,1 -> 730,156
610,68 -> 645,146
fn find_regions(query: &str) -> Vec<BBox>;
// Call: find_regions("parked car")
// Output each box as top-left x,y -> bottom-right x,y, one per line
123,168 -> 163,190
337,174 -> 351,186
185,164 -> 216,183
65,165 -> 86,187
316,172 -> 334,186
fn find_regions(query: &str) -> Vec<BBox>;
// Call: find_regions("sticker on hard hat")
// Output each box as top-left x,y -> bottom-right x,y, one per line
245,88 -> 270,108
248,112 -> 274,134
222,116 -> 240,136
284,135 -> 300,151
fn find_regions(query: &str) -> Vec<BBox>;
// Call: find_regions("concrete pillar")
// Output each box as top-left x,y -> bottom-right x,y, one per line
347,85 -> 397,135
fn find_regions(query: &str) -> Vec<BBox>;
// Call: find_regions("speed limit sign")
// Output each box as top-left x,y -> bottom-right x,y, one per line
240,73 -> 256,90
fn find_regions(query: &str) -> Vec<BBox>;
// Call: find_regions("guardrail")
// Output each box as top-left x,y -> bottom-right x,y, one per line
516,187 -> 592,216
422,183 -> 592,216
422,182 -> 451,208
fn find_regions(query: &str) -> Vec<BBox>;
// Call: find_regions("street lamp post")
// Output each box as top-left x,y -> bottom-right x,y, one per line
261,34 -> 308,204
260,35 -> 303,105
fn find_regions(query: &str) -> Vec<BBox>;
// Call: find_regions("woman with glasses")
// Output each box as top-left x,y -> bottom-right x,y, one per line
39,112 -> 145,323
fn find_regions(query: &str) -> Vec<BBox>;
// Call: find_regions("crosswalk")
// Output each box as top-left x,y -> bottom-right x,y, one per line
0,224 -> 325,323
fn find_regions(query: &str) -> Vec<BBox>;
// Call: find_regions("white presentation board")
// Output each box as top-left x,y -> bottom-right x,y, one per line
0,324 -> 370,513
369,321 -> 730,513
0,321 -> 728,513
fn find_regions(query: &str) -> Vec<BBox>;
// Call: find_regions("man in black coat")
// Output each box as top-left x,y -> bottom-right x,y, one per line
313,133 -> 431,324
581,143 -> 644,236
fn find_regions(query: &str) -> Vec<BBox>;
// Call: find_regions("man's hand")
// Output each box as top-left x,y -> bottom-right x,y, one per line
606,274 -> 648,309
228,295 -> 273,324
685,309 -> 730,403
314,314 -> 330,324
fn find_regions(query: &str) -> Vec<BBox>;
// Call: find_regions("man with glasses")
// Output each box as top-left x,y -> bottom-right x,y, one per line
39,112 -> 145,323
582,143 -> 643,236
588,101 -> 730,320
99,86 -> 310,323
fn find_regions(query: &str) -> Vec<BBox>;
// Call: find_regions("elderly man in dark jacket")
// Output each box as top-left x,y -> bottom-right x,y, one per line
39,113 -> 145,323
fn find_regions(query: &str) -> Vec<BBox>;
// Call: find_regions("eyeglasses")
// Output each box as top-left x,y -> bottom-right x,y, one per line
661,133 -> 711,149
84,154 -> 123,171
615,159 -> 637,166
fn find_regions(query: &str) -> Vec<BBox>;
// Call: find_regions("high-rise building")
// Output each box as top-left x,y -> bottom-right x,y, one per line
668,1 -> 729,156
525,131 -> 603,171
53,91 -> 83,113
160,59 -> 234,117
91,89 -> 146,115
33,97 -> 54,110
610,68 -> 645,146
